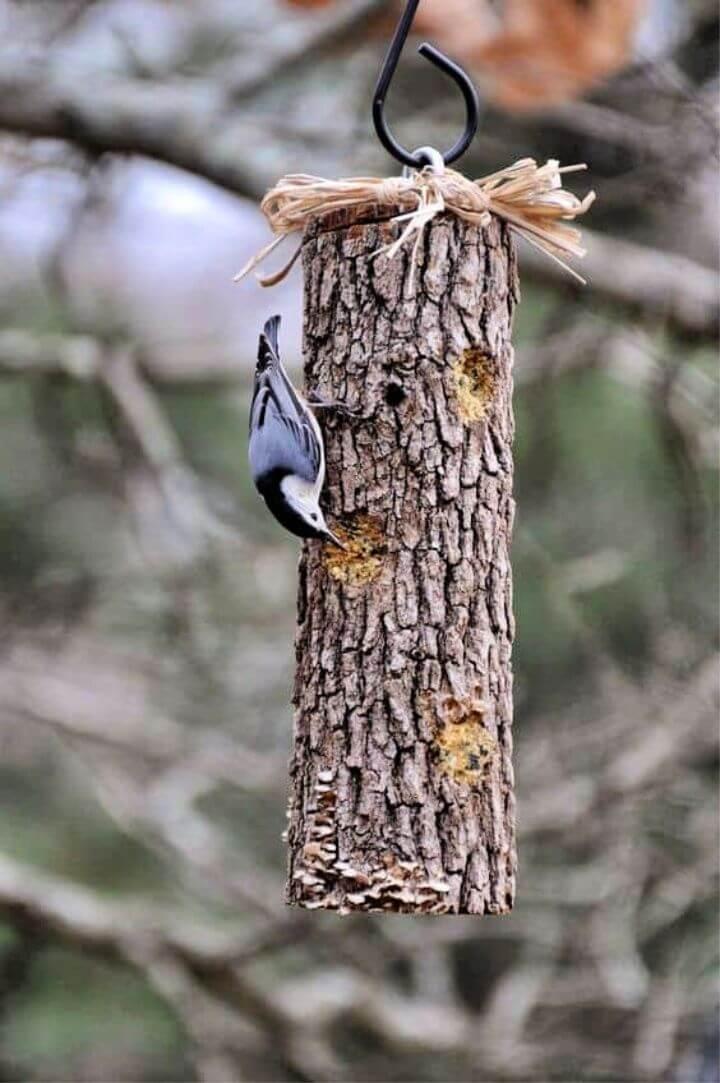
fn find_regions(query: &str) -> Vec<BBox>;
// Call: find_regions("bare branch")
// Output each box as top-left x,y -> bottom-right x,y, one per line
520,228 -> 719,337
0,851 -> 260,971
0,328 -> 245,385
222,0 -> 387,101
0,852 -> 341,1080
0,52 -> 262,198
0,328 -> 103,379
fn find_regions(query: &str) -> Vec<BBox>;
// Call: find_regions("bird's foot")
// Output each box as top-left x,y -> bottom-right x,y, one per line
307,394 -> 362,419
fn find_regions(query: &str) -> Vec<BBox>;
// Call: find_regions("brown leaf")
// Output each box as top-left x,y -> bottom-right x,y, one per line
415,0 -> 648,110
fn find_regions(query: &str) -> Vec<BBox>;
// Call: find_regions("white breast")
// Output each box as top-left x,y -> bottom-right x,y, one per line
281,473 -> 322,507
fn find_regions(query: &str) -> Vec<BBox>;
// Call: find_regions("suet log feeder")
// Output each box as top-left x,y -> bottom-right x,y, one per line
238,0 -> 593,916
286,205 -> 518,914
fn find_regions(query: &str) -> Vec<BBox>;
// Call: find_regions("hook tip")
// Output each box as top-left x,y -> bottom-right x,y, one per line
373,1 -> 480,168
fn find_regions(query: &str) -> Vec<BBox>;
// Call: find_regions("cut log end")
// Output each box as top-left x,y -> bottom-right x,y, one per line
288,207 -> 518,916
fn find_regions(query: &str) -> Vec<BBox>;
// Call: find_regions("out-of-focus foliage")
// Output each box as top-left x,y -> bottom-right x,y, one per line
0,1 -> 717,1081
410,0 -> 650,109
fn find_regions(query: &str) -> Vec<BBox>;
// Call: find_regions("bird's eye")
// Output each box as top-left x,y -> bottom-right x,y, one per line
311,513 -> 318,521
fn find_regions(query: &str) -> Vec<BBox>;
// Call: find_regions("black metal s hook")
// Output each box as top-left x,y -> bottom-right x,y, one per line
372,0 -> 480,168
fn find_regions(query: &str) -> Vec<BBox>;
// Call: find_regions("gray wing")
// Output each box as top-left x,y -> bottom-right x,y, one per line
249,359 -> 321,485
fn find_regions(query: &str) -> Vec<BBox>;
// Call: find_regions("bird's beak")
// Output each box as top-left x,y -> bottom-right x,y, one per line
324,528 -> 347,550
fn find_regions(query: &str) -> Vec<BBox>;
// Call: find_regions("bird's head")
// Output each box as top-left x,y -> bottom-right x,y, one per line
280,476 -> 346,548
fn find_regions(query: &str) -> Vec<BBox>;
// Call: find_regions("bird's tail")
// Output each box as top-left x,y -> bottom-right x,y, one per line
257,315 -> 281,372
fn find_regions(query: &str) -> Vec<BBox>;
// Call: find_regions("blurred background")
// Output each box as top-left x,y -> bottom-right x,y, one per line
0,1 -> 717,1080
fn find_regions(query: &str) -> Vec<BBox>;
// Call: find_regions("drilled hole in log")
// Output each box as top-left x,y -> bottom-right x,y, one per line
385,382 -> 406,407
434,693 -> 498,786
323,513 -> 386,586
453,348 -> 498,423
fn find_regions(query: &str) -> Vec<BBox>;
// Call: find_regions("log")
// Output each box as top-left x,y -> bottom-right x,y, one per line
287,206 -> 518,915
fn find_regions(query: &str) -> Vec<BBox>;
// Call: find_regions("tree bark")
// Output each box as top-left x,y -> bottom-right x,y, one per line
287,206 -> 518,915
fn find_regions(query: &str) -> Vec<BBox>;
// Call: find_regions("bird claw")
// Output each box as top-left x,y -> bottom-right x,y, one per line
307,396 -> 362,419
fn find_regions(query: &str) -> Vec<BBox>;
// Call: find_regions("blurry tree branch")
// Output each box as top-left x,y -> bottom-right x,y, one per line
0,851 -> 265,973
221,0 -> 387,101
0,637 -> 282,791
0,328 -> 242,553
603,655 -> 719,795
0,328 -> 103,379
540,99 -> 671,156
0,52 -> 261,197
0,624 -> 716,1077
0,852 -> 340,1081
0,851 -> 478,1078
102,345 -> 184,473
0,635 -> 287,915
0,329 -> 241,384
517,321 -> 718,465
521,227 -> 719,337
0,0 -> 386,196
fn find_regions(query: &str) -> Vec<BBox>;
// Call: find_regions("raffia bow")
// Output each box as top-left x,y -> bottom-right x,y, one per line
236,157 -> 596,288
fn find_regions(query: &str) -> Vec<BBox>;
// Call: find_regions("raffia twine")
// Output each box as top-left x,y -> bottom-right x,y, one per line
235,158 -> 596,288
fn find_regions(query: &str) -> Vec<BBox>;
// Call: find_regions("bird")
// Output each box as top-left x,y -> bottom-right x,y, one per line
249,315 -> 345,547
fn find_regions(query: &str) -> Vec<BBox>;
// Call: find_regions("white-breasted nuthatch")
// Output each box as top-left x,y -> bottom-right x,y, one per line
249,315 -> 344,547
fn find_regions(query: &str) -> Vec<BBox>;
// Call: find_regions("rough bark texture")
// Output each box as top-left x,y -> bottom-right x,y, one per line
287,207 -> 518,915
